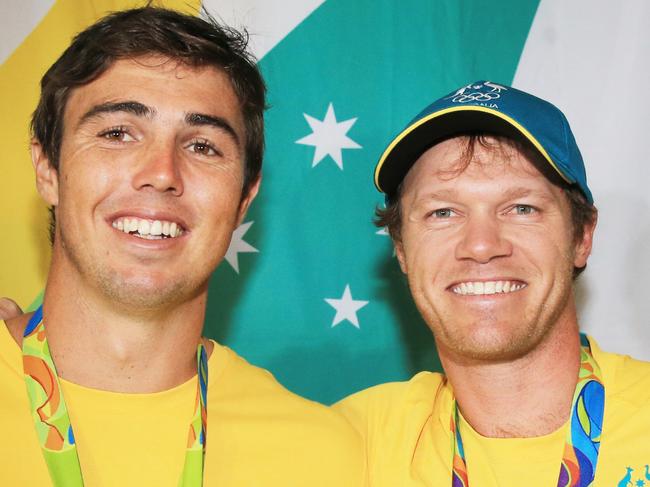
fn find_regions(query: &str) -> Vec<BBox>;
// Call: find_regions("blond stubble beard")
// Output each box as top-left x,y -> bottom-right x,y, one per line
412,273 -> 575,363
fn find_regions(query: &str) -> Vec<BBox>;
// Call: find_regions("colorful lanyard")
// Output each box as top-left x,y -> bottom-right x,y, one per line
451,337 -> 605,487
21,305 -> 208,487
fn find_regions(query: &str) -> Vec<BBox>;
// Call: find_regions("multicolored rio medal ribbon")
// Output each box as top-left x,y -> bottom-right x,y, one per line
22,305 -> 208,487
450,336 -> 605,487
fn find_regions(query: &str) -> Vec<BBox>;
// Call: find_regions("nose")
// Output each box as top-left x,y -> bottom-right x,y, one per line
455,213 -> 512,264
132,141 -> 184,196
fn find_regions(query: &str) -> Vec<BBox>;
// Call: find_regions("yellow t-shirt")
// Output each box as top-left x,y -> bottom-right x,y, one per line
334,339 -> 650,487
0,321 -> 366,486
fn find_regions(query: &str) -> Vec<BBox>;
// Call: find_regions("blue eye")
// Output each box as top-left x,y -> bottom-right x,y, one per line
514,205 -> 536,215
432,208 -> 454,218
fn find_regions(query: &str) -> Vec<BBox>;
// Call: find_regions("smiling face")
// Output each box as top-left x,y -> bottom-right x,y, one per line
33,55 -> 258,309
395,136 -> 595,362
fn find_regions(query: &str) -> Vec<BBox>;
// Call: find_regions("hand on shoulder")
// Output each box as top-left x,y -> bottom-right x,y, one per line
0,298 -> 30,346
0,298 -> 22,321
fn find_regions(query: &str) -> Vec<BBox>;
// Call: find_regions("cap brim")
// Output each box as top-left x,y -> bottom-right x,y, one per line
375,106 -> 571,198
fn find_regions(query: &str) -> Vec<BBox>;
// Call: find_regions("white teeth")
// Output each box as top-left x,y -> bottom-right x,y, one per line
484,281 -> 495,294
150,220 -> 162,236
111,217 -> 184,239
451,280 -> 526,296
138,220 -> 151,236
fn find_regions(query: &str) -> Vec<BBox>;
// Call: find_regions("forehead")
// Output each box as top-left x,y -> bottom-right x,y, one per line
401,136 -> 561,199
63,55 -> 245,134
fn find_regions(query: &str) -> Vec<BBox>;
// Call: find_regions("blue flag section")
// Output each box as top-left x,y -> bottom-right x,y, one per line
205,0 -> 541,404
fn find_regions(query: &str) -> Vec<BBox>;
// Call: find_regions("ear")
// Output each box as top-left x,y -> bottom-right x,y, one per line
31,140 -> 59,206
573,210 -> 597,268
394,240 -> 409,274
236,175 -> 261,225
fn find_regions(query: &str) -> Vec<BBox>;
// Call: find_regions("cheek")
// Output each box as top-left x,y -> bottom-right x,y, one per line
513,229 -> 575,281
191,157 -> 244,190
59,164 -> 116,210
404,235 -> 443,287
190,176 -> 243,224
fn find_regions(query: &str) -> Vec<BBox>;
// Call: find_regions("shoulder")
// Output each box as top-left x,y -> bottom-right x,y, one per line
204,343 -> 367,486
333,371 -> 449,484
208,341 -> 365,445
335,371 -> 445,411
588,339 -> 650,478
592,340 -> 650,408
333,371 -> 447,437
210,343 -> 337,413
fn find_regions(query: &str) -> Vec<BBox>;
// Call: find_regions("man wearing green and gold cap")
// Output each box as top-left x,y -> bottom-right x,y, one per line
335,81 -> 650,487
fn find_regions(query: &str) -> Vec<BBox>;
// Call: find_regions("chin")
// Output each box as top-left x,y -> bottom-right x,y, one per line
99,271 -> 197,310
440,320 -> 544,362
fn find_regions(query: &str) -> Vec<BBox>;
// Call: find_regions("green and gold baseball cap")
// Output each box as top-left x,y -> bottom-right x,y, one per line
375,80 -> 593,203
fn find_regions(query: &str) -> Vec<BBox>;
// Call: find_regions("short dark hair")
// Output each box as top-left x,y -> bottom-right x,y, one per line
375,135 -> 597,278
31,6 -> 266,242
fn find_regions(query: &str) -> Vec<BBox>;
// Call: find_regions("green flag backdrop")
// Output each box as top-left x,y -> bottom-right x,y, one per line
3,0 -> 648,408
204,0 -> 540,404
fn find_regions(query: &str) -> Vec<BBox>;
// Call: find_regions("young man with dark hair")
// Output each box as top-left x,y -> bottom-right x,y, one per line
335,81 -> 650,486
0,7 -> 364,486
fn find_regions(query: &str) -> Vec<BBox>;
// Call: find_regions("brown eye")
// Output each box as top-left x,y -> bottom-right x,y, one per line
105,130 -> 123,140
189,140 -> 218,156
194,143 -> 211,154
99,127 -> 134,142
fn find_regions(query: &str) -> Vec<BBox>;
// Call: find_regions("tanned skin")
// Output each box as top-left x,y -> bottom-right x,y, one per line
395,137 -> 595,437
5,56 -> 259,393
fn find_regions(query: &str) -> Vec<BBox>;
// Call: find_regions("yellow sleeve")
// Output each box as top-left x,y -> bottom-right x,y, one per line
333,372 -> 447,487
334,372 -> 445,440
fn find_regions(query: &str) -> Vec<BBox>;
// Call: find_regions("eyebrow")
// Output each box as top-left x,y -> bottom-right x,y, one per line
78,101 -> 154,128
500,187 -> 555,201
77,101 -> 241,148
414,187 -> 554,205
185,113 -> 240,149
415,189 -> 459,202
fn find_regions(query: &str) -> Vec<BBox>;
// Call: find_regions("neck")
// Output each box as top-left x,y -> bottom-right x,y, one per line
441,320 -> 582,438
32,256 -> 211,394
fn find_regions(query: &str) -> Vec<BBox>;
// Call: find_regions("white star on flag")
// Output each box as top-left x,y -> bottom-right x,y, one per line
324,284 -> 369,329
295,102 -> 361,169
224,221 -> 258,273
